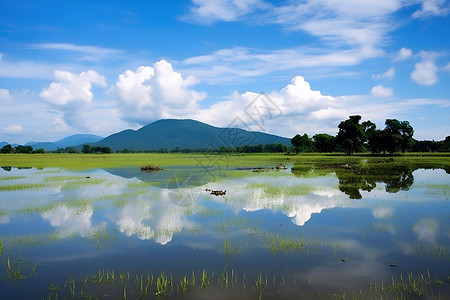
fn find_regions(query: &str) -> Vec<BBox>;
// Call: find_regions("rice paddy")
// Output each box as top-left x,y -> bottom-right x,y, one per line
0,153 -> 449,298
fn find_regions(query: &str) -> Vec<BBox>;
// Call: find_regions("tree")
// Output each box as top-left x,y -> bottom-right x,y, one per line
82,144 -> 92,154
291,134 -> 315,154
336,115 -> 365,155
1,144 -> 14,154
384,119 -> 403,155
33,148 -> 45,154
399,121 -> 414,153
15,145 -> 33,154
312,133 -> 336,153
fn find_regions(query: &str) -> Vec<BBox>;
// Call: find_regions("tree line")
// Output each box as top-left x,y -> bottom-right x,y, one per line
0,144 -> 113,154
1,115 -> 448,155
291,115 -> 450,155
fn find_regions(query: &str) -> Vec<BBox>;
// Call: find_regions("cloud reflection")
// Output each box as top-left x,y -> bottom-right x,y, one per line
41,205 -> 103,237
413,218 -> 439,245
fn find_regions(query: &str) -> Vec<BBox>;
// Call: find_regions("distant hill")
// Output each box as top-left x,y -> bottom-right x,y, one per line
26,134 -> 103,151
95,119 -> 291,151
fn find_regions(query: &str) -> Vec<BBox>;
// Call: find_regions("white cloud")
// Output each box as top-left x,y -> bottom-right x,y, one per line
411,60 -> 438,85
40,70 -> 107,127
182,46 -> 382,83
0,88 -> 11,102
191,75 -> 450,139
40,70 -> 106,106
52,118 -> 69,132
395,47 -> 413,61
30,43 -> 123,62
372,67 -> 395,79
3,124 -> 23,134
185,0 -> 403,50
412,0 -> 449,18
371,85 -> 394,97
111,60 -> 206,124
182,0 -> 265,23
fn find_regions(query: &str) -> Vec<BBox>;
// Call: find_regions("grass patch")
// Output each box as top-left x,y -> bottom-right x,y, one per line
0,183 -> 48,191
0,176 -> 26,181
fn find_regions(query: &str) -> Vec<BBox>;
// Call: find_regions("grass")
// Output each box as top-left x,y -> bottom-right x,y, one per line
0,183 -> 49,191
39,268 -> 450,300
1,153 -> 448,171
267,233 -> 307,254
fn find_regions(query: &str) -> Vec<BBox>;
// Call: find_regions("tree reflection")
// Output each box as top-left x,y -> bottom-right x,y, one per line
336,165 -> 414,199
291,162 -> 415,199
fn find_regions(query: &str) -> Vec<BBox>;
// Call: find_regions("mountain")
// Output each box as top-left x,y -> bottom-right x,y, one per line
95,119 -> 291,151
26,134 -> 104,151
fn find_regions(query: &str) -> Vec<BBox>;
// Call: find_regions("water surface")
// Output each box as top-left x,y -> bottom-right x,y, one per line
0,161 -> 449,299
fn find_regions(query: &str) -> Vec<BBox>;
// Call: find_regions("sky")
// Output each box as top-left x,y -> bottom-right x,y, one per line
0,0 -> 449,144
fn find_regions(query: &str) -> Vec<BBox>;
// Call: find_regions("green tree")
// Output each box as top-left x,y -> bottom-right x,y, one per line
291,134 -> 315,154
399,121 -> 414,153
15,145 -> 33,154
336,115 -> 365,155
384,119 -> 403,155
33,148 -> 45,154
312,133 -> 336,153
82,144 -> 92,154
1,144 -> 14,154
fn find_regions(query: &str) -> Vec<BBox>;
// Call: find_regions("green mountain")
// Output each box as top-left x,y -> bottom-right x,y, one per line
95,119 -> 291,151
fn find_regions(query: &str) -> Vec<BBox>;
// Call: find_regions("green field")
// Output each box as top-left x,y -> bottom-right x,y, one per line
0,152 -> 449,170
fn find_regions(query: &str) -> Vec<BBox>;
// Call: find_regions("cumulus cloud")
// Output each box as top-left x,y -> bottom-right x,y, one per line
111,60 -> 206,124
40,70 -> 106,106
40,70 -> 107,127
412,0 -> 449,18
372,67 -> 395,79
395,47 -> 413,61
371,85 -> 394,97
191,75 -> 348,137
411,60 -> 438,85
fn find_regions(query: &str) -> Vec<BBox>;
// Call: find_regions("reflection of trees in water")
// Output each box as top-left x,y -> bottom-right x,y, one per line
291,163 -> 415,199
335,165 -> 414,199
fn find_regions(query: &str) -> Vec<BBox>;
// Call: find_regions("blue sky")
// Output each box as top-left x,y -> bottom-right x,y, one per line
1,0 -> 449,144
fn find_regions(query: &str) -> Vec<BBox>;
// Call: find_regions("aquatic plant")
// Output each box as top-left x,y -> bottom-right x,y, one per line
268,233 -> 306,254
156,272 -> 170,295
253,273 -> 267,300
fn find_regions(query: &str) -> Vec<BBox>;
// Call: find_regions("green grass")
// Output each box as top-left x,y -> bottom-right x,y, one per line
40,268 -> 449,300
1,153 -> 448,171
0,183 -> 49,191
0,176 -> 26,181
268,233 -> 307,254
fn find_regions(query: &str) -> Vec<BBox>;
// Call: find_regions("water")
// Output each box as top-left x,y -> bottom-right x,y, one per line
0,162 -> 449,299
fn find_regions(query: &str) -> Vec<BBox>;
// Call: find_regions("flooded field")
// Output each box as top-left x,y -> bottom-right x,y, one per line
0,155 -> 449,299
